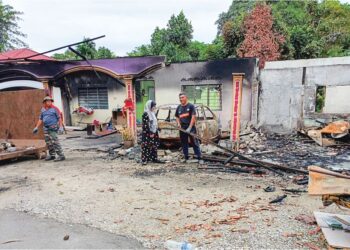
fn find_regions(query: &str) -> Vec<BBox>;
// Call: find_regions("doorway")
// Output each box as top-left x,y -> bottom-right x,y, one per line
136,80 -> 155,124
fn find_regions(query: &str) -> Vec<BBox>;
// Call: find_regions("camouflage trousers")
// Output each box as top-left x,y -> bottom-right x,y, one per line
44,129 -> 64,157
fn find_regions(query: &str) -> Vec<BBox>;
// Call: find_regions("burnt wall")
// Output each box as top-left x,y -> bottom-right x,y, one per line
55,70 -> 125,126
145,58 -> 258,131
55,70 -> 121,96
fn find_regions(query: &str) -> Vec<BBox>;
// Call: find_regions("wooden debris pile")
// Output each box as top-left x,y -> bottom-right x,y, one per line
300,120 -> 350,147
0,140 -> 46,161
308,166 -> 350,209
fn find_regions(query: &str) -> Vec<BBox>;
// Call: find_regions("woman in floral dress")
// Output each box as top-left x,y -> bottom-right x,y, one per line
141,100 -> 163,165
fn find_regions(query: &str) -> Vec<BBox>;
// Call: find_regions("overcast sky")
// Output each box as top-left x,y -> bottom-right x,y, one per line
4,0 -> 233,56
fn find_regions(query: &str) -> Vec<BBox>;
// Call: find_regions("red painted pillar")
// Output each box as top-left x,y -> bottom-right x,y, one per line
124,77 -> 137,138
230,73 -> 245,150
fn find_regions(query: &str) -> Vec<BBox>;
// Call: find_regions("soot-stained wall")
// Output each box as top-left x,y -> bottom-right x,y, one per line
56,71 -> 125,125
145,58 -> 258,131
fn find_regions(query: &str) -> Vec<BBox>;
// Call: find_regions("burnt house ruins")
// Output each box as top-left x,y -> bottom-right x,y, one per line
0,48 -> 349,135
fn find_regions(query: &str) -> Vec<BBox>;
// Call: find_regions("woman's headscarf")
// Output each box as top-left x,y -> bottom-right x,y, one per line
144,100 -> 158,133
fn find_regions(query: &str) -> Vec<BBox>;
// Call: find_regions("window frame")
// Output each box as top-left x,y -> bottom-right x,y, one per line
181,84 -> 222,111
78,87 -> 109,110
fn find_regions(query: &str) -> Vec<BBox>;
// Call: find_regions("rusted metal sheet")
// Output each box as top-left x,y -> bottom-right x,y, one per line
320,120 -> 349,137
0,89 -> 47,161
0,89 -> 46,140
302,120 -> 350,146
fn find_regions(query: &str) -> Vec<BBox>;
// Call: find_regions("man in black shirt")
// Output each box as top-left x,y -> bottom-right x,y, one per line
175,92 -> 202,163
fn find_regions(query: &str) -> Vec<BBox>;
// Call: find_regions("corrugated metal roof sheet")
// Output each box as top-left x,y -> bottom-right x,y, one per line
0,48 -> 54,61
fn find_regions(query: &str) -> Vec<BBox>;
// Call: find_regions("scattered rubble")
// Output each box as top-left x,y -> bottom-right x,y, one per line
238,133 -> 349,173
49,128 -> 349,249
300,120 -> 350,147
95,120 -> 350,180
0,148 -> 340,249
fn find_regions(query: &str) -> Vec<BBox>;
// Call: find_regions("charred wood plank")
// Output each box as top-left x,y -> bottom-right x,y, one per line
198,154 -> 257,167
224,155 -> 235,165
211,150 -> 307,174
282,188 -> 307,193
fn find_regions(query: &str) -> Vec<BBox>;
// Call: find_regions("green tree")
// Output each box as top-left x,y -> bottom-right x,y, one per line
222,19 -> 244,57
317,0 -> 350,57
216,0 -> 255,34
0,0 -> 26,52
128,11 -> 197,62
52,50 -> 77,60
188,41 -> 209,61
166,11 -> 193,48
127,44 -> 152,57
96,46 -> 115,59
216,1 -> 255,58
150,27 -> 167,55
290,25 -> 322,59
76,38 -> 97,59
205,37 -> 226,60
271,0 -> 321,59
53,38 -> 116,60
271,0 -> 350,59
219,0 -> 350,60
161,43 -> 192,62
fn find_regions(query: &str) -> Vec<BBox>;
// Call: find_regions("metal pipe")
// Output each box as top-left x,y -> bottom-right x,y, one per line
164,122 -> 283,175
24,35 -> 106,60
0,36 -> 106,63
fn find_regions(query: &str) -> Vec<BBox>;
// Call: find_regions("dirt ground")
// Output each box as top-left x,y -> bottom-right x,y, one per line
1,140 -> 349,250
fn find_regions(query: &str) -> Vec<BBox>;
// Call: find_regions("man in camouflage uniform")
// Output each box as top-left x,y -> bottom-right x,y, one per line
33,96 -> 65,161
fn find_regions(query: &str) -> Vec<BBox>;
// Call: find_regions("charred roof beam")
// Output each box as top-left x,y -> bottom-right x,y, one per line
68,47 -> 102,80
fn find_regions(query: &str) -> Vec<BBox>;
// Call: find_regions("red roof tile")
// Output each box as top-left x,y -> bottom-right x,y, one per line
0,48 -> 54,61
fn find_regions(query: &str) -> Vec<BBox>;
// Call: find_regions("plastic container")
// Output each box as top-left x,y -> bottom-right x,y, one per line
164,240 -> 194,250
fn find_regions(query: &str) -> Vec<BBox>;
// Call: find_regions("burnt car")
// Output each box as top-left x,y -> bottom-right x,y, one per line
156,104 -> 220,147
